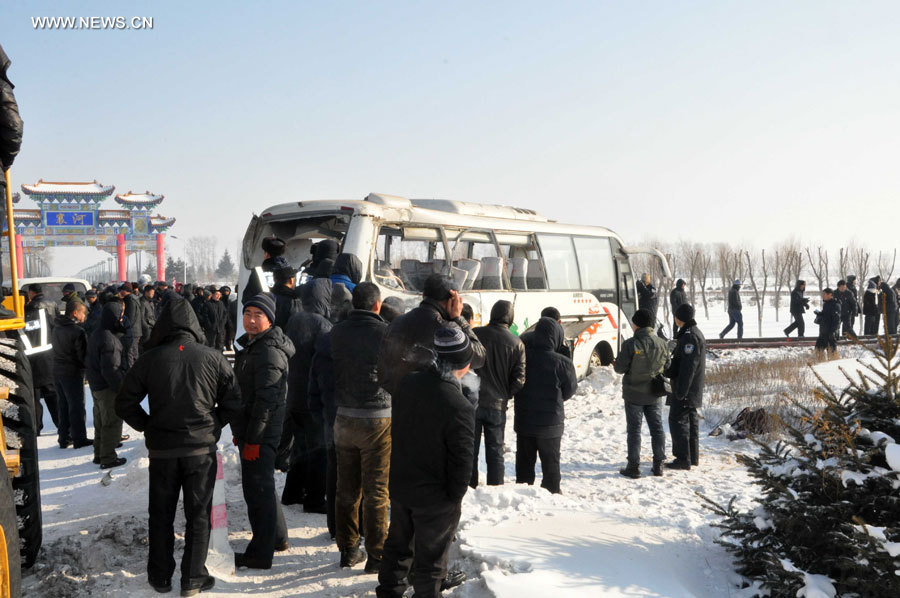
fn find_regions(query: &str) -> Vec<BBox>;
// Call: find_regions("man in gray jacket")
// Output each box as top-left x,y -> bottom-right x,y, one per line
614,309 -> 670,478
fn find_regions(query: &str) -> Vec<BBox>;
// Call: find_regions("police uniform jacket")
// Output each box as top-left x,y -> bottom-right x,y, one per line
665,321 -> 705,408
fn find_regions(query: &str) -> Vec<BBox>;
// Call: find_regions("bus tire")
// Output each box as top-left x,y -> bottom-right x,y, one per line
587,341 -> 615,375
0,338 -> 42,569
0,462 -> 22,598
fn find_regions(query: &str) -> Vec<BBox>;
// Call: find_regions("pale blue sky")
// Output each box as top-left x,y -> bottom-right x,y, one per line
3,1 -> 900,275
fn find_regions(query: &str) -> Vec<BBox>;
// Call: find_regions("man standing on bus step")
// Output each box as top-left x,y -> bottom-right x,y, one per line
783,280 -> 809,338
666,303 -> 706,471
376,327 -> 475,598
719,280 -> 743,340
514,317 -> 577,494
471,300 -> 526,488
636,273 -> 659,327
615,309 -> 670,479
116,295 -> 240,596
378,273 -> 485,397
51,300 -> 92,450
669,279 -> 687,337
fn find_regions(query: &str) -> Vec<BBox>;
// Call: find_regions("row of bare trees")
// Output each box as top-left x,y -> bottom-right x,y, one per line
637,240 -> 898,335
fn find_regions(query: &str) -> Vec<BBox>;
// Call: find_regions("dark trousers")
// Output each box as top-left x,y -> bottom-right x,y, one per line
864,314 -> 879,335
54,375 -> 88,445
515,434 -> 562,494
816,334 -> 837,355
840,315 -> 852,337
92,387 -> 123,465
470,406 -> 506,488
240,443 -> 287,566
720,309 -> 743,339
888,311 -> 899,335
668,400 -> 699,465
282,411 -> 327,510
34,383 -> 58,433
148,453 -> 216,587
326,443 -> 337,538
784,313 -> 805,337
334,416 -> 391,558
624,402 -> 665,463
376,500 -> 461,598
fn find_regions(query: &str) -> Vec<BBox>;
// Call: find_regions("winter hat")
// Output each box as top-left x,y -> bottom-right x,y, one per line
423,273 -> 459,301
631,309 -> 653,328
119,282 -> 133,293
243,293 -> 276,324
847,275 -> 856,283
674,303 -> 696,323
733,279 -> 742,286
676,279 -> 686,288
85,289 -> 97,298
866,281 -> 877,292
434,326 -> 473,368
261,237 -> 286,257
62,283 -> 76,293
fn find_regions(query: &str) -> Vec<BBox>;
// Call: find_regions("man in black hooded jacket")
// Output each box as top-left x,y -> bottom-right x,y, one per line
86,301 -> 127,468
471,300 -> 525,488
669,279 -> 687,337
280,278 -> 332,510
116,294 -> 240,595
514,317 -> 577,494
784,280 -> 809,338
51,301 -> 91,449
815,288 -> 841,356
665,303 -> 706,471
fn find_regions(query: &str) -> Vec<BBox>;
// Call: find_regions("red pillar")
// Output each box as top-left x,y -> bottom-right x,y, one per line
156,233 -> 165,281
116,233 -> 127,282
14,234 -> 24,279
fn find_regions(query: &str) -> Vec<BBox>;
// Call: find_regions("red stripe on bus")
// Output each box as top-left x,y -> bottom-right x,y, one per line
603,306 -> 618,329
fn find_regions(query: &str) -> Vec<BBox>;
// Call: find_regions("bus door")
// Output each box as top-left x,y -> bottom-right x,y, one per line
615,252 -> 636,352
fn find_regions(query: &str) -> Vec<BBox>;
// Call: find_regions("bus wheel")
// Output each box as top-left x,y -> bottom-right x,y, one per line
587,342 -> 614,375
0,338 -> 42,569
0,463 -> 21,598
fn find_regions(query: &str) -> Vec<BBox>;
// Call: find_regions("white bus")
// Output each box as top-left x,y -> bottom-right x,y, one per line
238,193 -> 669,378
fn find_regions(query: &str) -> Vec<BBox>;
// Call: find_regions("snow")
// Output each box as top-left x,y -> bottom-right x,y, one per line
778,559 -> 836,598
21,344 -> 874,596
886,443 -> 900,472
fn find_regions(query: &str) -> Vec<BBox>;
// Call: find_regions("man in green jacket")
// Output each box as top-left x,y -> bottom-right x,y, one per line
614,309 -> 670,478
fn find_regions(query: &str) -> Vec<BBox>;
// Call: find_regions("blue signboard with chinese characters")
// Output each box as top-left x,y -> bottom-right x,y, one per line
44,211 -> 95,227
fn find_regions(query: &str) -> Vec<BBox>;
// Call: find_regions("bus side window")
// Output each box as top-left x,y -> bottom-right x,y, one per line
536,234 -> 581,290
573,237 -> 616,292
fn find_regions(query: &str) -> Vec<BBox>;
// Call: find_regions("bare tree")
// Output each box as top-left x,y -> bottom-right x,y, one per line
716,244 -> 743,310
772,244 -> 791,321
850,243 -> 870,284
877,248 -> 897,283
697,247 -> 713,319
744,249 -> 770,337
805,246 -> 830,291
838,247 -> 850,280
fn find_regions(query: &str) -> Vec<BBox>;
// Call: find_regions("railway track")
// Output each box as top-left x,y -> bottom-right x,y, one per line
706,334 -> 887,350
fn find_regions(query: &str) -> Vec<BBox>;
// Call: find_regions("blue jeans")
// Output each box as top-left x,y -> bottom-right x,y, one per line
471,407 -> 506,488
720,309 -> 743,339
624,402 -> 666,463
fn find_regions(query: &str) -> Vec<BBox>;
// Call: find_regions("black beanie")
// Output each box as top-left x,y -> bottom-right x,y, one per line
423,273 -> 459,301
434,326 -> 473,368
631,309 -> 653,328
243,293 -> 276,324
674,303 -> 695,323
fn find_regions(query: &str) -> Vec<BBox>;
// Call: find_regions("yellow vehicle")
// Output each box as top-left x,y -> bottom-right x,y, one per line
0,169 -> 43,598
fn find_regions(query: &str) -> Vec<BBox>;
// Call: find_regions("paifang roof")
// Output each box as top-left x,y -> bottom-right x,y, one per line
115,191 -> 165,208
21,180 -> 115,196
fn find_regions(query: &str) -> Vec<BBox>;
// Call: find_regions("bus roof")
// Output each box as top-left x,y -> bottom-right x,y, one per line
257,194 -> 621,240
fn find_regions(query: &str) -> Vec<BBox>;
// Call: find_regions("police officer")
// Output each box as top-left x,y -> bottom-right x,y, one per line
665,303 -> 705,471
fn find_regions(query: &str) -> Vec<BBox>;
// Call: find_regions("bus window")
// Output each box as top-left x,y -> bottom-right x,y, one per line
499,233 -> 539,291
573,237 -> 616,293
373,225 -> 445,292
445,228 -> 503,290
536,234 -> 581,290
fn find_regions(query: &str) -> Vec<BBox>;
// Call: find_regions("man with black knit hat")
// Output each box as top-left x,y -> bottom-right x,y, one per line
378,273 -> 485,397
784,280 -> 809,338
615,309 -> 670,478
814,288 -> 841,356
665,303 -> 706,471
377,327 -> 475,598
669,279 -> 687,337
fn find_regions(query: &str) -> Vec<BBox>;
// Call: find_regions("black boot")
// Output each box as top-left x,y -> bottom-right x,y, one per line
652,460 -> 664,476
618,461 -> 641,479
665,458 -> 691,470
339,543 -> 365,568
441,570 -> 467,591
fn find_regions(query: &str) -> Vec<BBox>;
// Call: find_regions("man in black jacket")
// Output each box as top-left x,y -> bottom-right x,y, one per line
520,306 -> 572,359
666,303 -> 706,471
376,327 -> 475,598
308,325 -> 338,539
139,284 -> 157,351
25,284 -> 59,434
835,280 -> 856,337
280,278 -> 332,510
233,293 -> 295,570
271,264 -> 303,330
636,273 -> 659,326
378,273 -> 485,397
116,295 -> 239,596
51,301 -> 91,449
883,280 -> 899,335
118,282 -> 143,367
669,279 -> 688,337
471,300 -> 525,488
86,301 -> 127,469
219,286 -> 236,350
784,280 -> 809,338
514,317 -> 577,494
207,287 -> 227,351
863,280 -> 880,335
719,280 -> 743,339
332,282 -> 391,571
846,275 -> 861,333
814,288 -> 841,355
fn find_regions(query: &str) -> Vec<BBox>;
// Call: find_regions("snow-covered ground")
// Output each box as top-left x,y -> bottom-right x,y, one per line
22,345 -> 870,597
